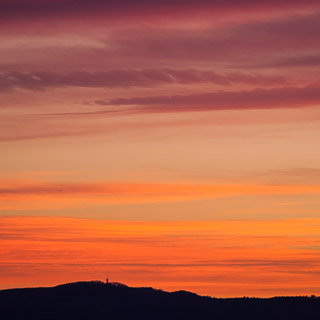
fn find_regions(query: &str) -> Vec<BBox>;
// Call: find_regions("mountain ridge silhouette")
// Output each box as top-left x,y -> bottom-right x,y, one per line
1,281 -> 319,319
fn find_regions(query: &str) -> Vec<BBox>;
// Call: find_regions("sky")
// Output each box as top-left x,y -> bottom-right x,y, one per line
1,0 -> 320,297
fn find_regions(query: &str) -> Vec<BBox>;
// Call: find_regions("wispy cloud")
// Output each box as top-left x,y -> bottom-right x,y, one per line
0,70 -> 287,92
96,83 -> 320,113
2,0 -> 319,22
1,182 -> 319,211
2,13 -> 320,72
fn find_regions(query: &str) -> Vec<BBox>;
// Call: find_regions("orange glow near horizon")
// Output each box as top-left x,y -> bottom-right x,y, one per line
1,216 -> 320,297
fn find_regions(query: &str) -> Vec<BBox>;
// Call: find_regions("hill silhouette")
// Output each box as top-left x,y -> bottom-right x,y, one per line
1,281 -> 319,320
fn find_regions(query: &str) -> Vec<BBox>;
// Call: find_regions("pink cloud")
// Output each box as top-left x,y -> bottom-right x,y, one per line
267,54 -> 320,68
0,70 -> 287,92
111,13 -> 320,63
95,83 -> 320,113
1,13 -> 319,73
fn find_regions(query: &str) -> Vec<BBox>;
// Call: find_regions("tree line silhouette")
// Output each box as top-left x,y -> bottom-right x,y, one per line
1,281 -> 319,319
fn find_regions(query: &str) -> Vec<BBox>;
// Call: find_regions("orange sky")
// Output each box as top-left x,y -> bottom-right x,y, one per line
1,0 -> 320,297
1,216 -> 320,297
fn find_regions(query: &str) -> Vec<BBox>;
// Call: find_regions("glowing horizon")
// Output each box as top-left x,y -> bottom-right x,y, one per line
2,216 -> 320,297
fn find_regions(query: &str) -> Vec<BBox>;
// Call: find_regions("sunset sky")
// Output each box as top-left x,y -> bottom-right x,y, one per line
1,0 -> 320,297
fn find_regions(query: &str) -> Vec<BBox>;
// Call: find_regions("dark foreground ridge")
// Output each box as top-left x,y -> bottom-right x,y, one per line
1,281 -> 319,320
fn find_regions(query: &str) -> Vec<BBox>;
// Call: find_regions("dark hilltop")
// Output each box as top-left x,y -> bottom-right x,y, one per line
1,280 -> 319,320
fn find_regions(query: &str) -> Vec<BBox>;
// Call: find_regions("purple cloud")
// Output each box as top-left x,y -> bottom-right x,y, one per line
1,0 -> 319,21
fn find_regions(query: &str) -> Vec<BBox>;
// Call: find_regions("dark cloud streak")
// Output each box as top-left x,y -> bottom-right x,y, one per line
0,70 -> 286,92
1,0 -> 319,21
96,83 -> 320,113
